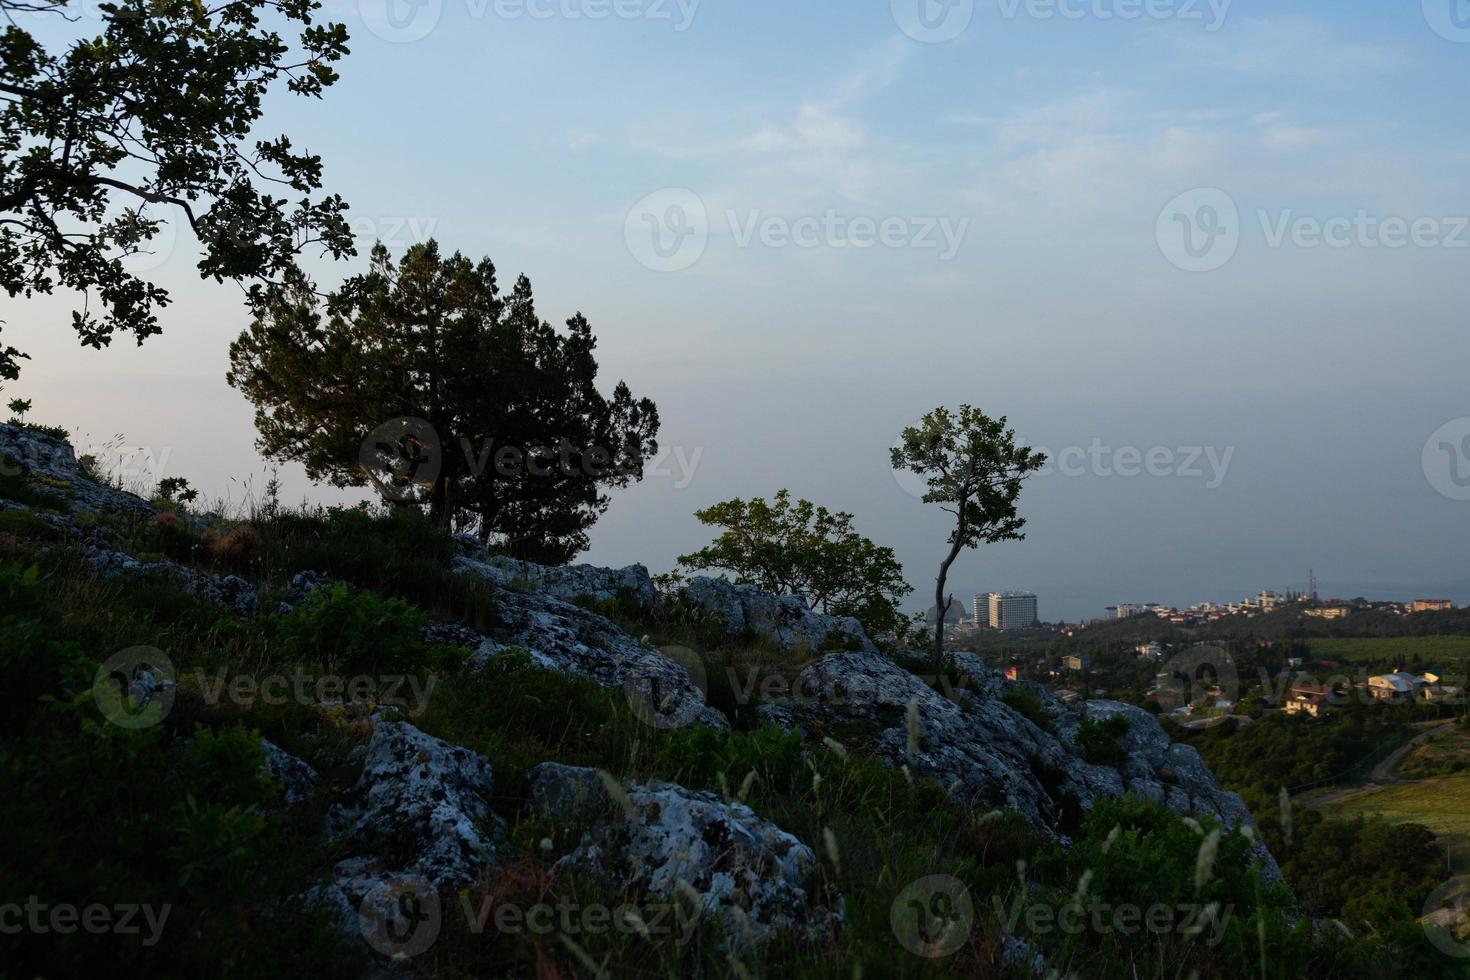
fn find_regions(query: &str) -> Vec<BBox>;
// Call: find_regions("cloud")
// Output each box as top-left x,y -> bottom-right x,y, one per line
1171,16 -> 1398,77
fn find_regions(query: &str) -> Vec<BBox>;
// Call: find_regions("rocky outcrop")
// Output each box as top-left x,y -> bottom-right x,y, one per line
260,738 -> 319,805
680,576 -> 876,655
453,537 -> 658,611
82,543 -> 262,617
0,423 -> 152,517
529,763 -> 829,943
758,649 -> 1283,885
483,586 -> 727,731
313,722 -> 497,931
325,721 -> 497,887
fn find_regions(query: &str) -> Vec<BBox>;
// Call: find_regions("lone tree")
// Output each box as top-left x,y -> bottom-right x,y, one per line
677,490 -> 912,639
0,0 -> 353,380
891,405 -> 1046,669
227,240 -> 659,564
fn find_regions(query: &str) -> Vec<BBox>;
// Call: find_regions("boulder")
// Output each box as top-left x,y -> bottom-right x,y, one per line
758,649 -> 1283,885
260,738 -> 319,805
528,763 -> 830,943
81,543 -> 262,617
0,423 -> 153,517
681,576 -> 875,654
486,586 -> 727,731
452,538 -> 658,611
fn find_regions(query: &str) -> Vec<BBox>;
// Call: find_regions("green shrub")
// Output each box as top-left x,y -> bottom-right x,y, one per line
269,583 -> 429,676
1003,686 -> 1052,730
1078,714 -> 1130,767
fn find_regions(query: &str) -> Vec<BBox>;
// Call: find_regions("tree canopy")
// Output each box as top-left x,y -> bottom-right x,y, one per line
892,405 -> 1046,667
227,240 -> 659,565
0,0 -> 353,379
677,489 -> 913,639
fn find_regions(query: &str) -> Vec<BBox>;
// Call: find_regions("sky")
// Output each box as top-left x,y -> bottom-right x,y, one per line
8,0 -> 1470,621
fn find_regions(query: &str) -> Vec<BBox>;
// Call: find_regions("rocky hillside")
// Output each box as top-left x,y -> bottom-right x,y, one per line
6,423 -> 1382,979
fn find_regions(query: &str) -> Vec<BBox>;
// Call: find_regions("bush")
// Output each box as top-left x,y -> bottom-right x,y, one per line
1077,714 -> 1130,767
269,583 -> 429,676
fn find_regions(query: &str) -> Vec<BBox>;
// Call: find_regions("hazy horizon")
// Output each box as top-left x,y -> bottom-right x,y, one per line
8,0 -> 1470,621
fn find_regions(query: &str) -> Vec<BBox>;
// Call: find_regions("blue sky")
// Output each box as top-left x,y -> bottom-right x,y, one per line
10,0 -> 1470,619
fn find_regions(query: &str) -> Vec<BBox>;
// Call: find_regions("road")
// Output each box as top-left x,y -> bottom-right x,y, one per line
1304,719 -> 1456,810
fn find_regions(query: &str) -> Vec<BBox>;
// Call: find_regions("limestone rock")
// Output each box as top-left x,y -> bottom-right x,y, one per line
680,576 -> 875,654
528,763 -> 828,943
452,538 -> 658,611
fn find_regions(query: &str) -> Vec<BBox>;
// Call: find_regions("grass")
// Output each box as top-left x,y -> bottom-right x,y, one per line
1305,636 -> 1470,666
1329,774 -> 1470,839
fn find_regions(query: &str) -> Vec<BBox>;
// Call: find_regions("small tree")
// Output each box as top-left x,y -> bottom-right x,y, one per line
891,405 -> 1046,669
6,399 -> 30,424
228,241 -> 659,564
0,0 -> 353,381
677,490 -> 912,639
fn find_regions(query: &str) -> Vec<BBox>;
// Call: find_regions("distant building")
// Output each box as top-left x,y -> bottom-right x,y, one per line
1368,672 -> 1424,703
971,594 -> 992,628
1284,684 -> 1331,718
1003,664 -> 1021,681
988,592 -> 1039,630
1413,599 -> 1456,613
1109,603 -> 1148,620
1136,642 -> 1164,660
1063,654 -> 1091,672
1304,606 -> 1349,620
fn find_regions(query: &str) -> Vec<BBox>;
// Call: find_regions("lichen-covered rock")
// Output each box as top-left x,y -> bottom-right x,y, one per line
528,763 -> 828,943
486,586 -> 727,730
760,650 -> 1283,885
81,544 -> 262,617
326,722 -> 497,890
0,423 -> 153,517
452,538 -> 658,611
273,569 -> 343,614
680,576 -> 875,654
260,739 -> 319,805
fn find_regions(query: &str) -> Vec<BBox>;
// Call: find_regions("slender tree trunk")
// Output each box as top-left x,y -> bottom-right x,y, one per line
932,501 -> 971,671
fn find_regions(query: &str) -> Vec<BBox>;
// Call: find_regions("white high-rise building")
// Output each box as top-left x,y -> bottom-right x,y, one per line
971,594 -> 991,628
988,592 -> 1039,630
